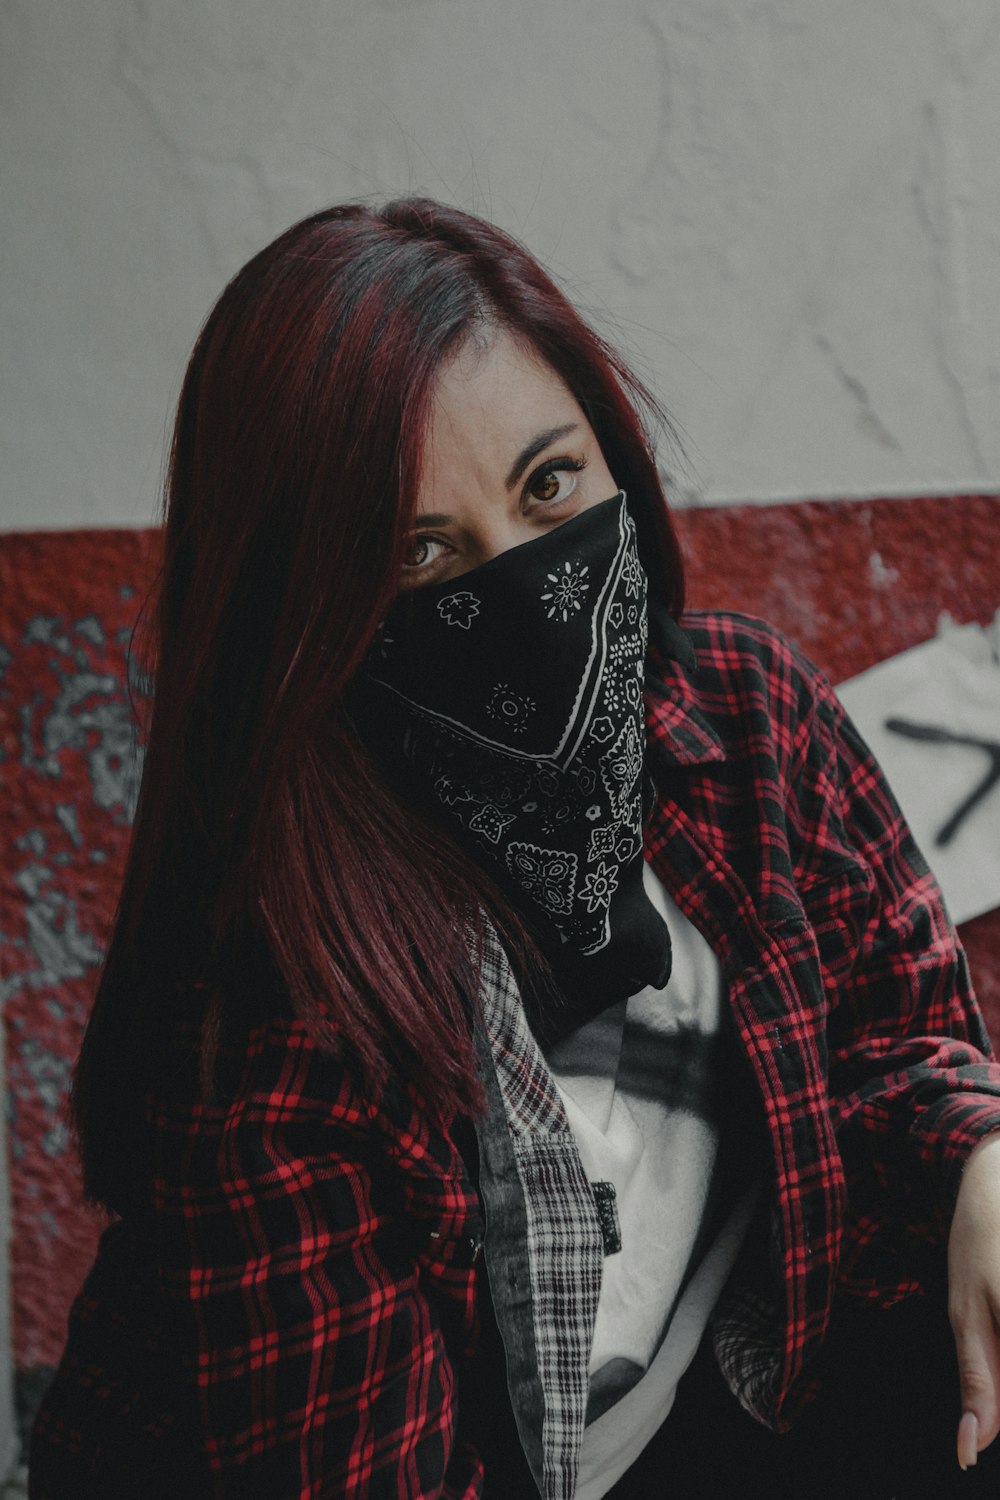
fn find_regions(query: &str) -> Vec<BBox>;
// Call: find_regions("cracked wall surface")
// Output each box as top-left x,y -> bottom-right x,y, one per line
3,0 -> 1000,530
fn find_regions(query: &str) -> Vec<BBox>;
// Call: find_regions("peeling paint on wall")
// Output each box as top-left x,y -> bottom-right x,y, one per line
0,530 -> 159,1371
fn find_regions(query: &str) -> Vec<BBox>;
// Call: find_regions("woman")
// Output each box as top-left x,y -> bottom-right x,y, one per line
28,198 -> 1000,1498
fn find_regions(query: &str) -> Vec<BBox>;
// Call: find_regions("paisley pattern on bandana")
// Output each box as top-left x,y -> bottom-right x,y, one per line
436,591 -> 481,629
359,493 -> 672,1005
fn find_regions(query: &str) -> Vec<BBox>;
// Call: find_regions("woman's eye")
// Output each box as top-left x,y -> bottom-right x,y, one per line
526,458 -> 586,507
403,535 -> 448,571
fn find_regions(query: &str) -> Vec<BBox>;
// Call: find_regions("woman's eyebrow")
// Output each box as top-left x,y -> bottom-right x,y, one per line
505,422 -> 579,490
413,421 -> 584,526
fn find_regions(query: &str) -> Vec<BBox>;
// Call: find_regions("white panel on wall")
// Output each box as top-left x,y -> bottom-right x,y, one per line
1,0 -> 999,530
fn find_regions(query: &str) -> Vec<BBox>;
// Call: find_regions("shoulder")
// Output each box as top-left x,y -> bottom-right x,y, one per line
678,609 -> 825,697
657,608 -> 836,757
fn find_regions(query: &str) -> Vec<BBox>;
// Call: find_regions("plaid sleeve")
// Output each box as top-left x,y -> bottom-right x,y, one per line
786,659 -> 1000,1247
153,1025 -> 483,1499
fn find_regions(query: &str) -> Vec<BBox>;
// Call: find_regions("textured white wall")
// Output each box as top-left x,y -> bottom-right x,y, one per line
2,0 -> 1000,531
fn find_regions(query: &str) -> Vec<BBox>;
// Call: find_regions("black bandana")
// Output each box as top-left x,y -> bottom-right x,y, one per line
356,493 -> 672,1040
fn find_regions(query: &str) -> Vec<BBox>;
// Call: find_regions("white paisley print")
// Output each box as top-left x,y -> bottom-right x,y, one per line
621,549 -> 643,600
600,718 -> 643,820
468,803 -> 517,844
541,561 -> 590,622
587,823 -> 619,862
579,860 -> 620,913
486,683 -> 536,733
506,843 -> 578,917
436,591 -> 481,629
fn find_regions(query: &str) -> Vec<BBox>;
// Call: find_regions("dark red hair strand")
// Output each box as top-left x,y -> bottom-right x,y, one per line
72,198 -> 686,1211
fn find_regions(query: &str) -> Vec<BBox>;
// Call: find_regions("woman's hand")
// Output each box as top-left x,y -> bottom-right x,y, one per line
948,1131 -> 1000,1469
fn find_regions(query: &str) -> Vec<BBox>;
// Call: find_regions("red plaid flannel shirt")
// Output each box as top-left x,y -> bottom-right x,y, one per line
30,611 -> 1000,1498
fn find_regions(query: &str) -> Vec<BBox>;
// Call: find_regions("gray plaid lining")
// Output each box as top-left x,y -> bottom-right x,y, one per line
474,928 -> 604,1499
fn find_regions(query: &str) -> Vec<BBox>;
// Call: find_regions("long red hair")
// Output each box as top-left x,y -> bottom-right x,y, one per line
72,197 -> 686,1210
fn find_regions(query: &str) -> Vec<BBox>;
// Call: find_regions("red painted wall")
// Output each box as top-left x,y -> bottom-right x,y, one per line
1,493 -> 999,1380
0,531 -> 159,1370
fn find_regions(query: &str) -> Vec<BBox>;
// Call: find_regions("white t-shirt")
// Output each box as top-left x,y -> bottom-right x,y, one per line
545,861 -> 758,1497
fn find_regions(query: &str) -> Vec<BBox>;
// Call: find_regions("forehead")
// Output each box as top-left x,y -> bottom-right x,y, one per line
424,328 -> 584,459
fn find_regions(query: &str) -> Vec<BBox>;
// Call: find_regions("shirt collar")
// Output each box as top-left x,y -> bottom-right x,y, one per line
645,608 -> 726,767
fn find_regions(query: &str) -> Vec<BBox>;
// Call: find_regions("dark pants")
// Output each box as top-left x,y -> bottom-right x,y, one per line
607,1287 -> 1000,1499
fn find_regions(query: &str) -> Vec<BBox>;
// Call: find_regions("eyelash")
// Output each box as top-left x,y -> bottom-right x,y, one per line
525,456 -> 588,507
403,457 -> 589,576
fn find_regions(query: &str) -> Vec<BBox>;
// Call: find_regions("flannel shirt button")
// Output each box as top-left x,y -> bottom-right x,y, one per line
468,1233 -> 483,1264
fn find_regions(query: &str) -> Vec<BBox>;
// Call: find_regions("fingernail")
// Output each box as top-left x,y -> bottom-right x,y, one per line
958,1410 -> 979,1470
